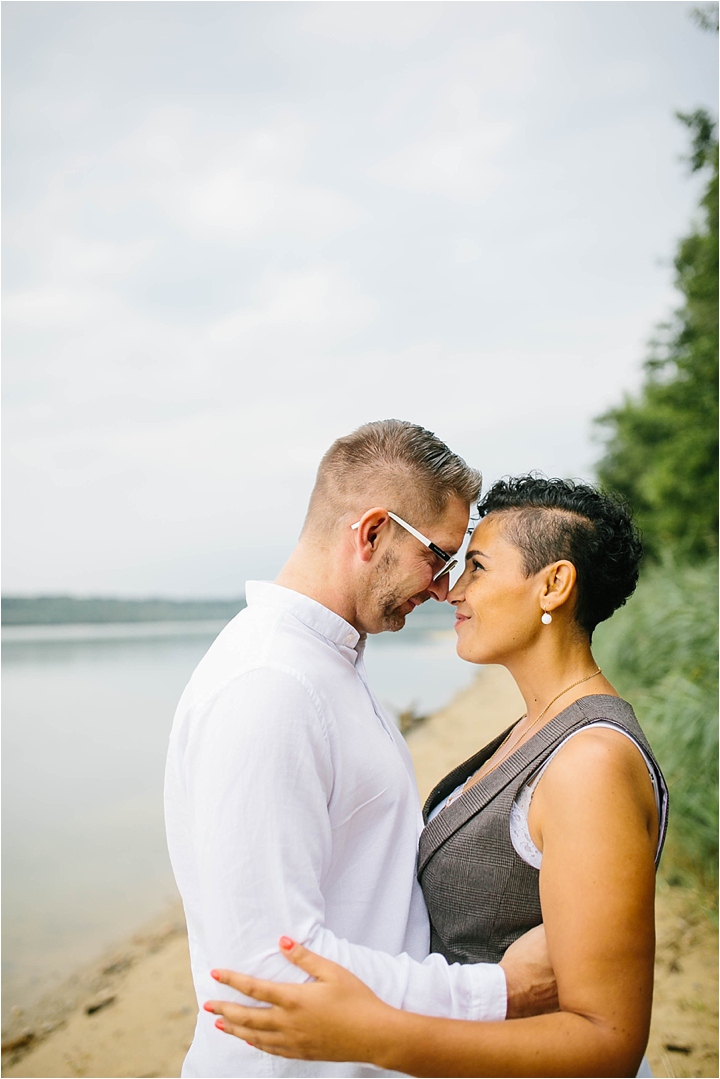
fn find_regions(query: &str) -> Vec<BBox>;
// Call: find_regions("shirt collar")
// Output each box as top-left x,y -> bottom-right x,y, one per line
245,581 -> 362,653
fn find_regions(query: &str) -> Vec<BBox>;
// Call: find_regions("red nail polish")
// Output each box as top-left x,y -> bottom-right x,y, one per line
210,969 -> 220,979
279,936 -> 295,949
215,1018 -> 225,1031
203,1002 -> 214,1012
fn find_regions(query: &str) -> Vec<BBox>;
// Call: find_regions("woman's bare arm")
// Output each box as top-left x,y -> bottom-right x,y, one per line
206,729 -> 658,1077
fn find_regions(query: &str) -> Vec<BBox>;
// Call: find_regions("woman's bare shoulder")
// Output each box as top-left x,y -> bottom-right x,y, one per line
551,723 -> 647,771
534,723 -> 656,819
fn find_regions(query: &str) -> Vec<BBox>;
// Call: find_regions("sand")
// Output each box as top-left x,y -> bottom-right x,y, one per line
3,666 -> 717,1079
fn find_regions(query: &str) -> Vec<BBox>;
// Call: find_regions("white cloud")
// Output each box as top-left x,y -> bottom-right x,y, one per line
3,236 -> 155,334
3,285 -> 111,328
369,35 -> 534,201
111,108 -> 368,242
295,1 -> 445,45
206,266 -> 377,345
452,237 -> 481,265
371,121 -> 515,201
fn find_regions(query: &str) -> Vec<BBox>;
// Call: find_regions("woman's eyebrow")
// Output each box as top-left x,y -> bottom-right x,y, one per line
465,548 -> 490,560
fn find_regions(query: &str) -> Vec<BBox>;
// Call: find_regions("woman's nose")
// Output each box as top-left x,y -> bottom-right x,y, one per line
447,579 -> 462,605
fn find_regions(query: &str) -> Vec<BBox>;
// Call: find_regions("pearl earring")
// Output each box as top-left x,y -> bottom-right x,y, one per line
541,610 -> 553,625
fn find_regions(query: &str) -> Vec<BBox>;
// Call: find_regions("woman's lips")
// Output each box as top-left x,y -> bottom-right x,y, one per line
454,613 -> 470,628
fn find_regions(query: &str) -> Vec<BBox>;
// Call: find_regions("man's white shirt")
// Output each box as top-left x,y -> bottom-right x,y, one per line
164,581 -> 506,1078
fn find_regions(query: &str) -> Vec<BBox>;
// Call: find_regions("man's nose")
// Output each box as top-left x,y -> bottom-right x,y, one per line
428,573 -> 451,602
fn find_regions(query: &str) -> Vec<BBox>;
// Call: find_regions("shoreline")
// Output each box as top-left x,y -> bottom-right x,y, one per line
1,906 -> 188,1063
3,666 -> 717,1078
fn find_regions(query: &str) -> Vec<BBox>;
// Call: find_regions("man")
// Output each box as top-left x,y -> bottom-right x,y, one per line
165,420 -> 553,1079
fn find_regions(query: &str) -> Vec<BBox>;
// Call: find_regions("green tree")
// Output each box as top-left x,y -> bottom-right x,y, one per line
596,111 -> 718,560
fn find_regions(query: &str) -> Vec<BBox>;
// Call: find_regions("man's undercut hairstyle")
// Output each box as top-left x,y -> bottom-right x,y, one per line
305,420 -> 482,538
478,475 -> 643,639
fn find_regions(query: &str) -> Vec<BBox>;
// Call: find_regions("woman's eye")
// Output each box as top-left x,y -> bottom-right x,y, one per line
471,559 -> 484,572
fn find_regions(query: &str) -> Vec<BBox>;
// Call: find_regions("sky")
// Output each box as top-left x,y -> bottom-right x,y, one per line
3,1 -> 717,597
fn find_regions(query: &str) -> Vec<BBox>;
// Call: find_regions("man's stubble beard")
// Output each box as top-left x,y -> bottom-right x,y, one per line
370,550 -> 408,633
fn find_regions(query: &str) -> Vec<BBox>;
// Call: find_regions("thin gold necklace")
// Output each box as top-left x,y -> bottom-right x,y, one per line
463,667 -> 603,791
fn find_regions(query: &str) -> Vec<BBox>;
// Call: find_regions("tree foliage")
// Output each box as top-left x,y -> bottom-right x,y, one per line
690,3 -> 719,35
594,556 -> 718,893
595,110 -> 718,560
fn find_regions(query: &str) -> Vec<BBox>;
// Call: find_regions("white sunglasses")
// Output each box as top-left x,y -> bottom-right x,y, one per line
351,511 -> 458,581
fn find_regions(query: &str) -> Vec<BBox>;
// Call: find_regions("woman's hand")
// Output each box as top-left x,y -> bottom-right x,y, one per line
204,937 -> 394,1062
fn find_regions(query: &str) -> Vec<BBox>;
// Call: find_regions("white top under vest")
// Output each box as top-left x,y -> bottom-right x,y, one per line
428,721 -> 664,867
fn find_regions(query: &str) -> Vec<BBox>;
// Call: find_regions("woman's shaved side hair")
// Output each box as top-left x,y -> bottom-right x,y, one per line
304,420 -> 482,538
478,475 -> 643,639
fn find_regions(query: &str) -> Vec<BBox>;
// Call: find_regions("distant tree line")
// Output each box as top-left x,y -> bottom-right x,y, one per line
1,596 -> 246,625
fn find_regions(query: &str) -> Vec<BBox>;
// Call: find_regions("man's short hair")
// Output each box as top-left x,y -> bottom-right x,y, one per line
304,419 -> 482,537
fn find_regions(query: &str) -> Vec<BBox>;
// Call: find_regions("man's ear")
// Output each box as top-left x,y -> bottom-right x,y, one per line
351,509 -> 391,564
539,560 -> 577,613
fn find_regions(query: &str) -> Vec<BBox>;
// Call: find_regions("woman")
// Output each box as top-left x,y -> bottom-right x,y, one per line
206,476 -> 668,1078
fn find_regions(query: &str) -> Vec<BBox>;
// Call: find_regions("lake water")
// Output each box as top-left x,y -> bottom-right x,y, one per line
1,604 -> 474,1020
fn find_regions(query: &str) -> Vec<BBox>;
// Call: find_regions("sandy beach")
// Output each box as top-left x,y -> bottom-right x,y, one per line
3,666 -> 717,1079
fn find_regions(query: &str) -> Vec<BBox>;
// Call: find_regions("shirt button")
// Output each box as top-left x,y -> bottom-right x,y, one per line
345,633 -> 354,644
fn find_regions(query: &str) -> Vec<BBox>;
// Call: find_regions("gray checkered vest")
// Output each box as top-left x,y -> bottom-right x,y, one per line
419,694 -> 668,964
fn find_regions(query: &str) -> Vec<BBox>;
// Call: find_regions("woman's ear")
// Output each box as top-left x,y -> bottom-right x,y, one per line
540,560 -> 577,613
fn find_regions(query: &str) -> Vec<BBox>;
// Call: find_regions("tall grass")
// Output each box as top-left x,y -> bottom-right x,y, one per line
594,556 -> 718,898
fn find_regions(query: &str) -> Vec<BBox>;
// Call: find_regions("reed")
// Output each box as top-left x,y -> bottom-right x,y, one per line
594,555 -> 718,898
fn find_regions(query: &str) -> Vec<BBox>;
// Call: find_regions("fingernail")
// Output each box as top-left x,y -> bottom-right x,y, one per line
210,969 -> 220,979
215,1018 -> 225,1031
203,1002 -> 214,1012
279,936 -> 295,949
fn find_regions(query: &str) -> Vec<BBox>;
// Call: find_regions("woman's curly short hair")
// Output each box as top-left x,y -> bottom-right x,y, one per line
477,475 -> 643,639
